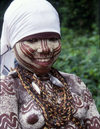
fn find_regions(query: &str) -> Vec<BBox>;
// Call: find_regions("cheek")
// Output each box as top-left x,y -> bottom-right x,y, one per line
53,42 -> 61,57
14,43 -> 33,64
14,44 -> 39,69
52,44 -> 61,63
20,42 -> 35,60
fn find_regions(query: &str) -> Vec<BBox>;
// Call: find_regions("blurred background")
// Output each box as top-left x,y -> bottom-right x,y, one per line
0,0 -> 100,112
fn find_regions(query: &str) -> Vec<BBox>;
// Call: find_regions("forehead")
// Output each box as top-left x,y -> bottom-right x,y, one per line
18,32 -> 61,42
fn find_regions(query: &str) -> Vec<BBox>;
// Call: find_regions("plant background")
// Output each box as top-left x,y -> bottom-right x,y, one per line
0,0 -> 100,112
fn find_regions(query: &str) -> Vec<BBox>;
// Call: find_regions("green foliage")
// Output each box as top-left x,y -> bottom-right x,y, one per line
53,27 -> 100,113
49,0 -> 98,31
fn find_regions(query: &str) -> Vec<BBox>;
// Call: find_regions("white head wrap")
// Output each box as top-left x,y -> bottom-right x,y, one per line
0,0 -> 60,75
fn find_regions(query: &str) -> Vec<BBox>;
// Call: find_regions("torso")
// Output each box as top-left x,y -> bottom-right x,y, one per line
0,72 -> 94,129
13,72 -> 90,129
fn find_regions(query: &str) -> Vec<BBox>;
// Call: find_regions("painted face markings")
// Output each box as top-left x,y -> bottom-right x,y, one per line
14,45 -> 33,68
21,42 -> 35,58
23,42 -> 35,54
45,40 -> 50,53
14,39 -> 61,75
20,43 -> 33,60
41,40 -> 45,53
41,40 -> 50,53
53,40 -> 61,56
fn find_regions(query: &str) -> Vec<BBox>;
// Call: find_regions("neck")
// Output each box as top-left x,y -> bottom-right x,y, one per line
16,64 -> 50,81
37,74 -> 50,81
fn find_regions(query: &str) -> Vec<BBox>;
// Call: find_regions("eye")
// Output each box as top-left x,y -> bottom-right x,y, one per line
48,38 -> 58,42
27,39 -> 38,43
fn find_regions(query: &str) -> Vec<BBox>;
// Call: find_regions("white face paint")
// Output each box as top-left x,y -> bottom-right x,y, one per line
14,39 -> 61,75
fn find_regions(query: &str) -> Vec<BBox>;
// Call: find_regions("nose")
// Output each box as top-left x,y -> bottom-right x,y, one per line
37,40 -> 53,53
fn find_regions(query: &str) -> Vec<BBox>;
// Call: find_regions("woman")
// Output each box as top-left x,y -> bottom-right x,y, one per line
0,0 -> 100,129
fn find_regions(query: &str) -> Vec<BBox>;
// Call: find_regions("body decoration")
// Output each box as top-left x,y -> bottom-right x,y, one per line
16,65 -> 85,129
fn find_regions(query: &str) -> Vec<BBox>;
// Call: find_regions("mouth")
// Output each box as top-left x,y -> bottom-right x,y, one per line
33,57 -> 53,66
36,58 -> 51,62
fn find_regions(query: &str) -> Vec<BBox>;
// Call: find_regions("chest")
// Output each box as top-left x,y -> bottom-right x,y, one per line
18,83 -> 88,129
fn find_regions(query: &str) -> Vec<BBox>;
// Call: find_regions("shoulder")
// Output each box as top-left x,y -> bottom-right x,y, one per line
60,71 -> 86,89
0,71 -> 18,96
60,71 -> 93,103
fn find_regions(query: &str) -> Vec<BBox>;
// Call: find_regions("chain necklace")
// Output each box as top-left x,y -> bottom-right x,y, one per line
15,65 -> 85,129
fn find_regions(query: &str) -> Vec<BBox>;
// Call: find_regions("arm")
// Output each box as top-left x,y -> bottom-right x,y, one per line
0,75 -> 21,129
83,88 -> 100,129
75,75 -> 100,129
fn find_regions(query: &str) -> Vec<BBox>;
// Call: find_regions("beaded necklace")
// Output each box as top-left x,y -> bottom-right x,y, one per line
16,65 -> 85,129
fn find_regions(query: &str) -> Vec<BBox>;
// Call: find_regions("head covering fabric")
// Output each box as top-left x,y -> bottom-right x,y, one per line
0,0 -> 61,75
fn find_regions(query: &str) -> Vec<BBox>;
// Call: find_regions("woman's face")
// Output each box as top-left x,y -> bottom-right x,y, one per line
14,39 -> 61,75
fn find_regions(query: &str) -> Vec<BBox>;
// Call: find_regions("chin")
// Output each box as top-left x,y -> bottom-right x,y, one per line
18,61 -> 52,75
34,68 -> 51,76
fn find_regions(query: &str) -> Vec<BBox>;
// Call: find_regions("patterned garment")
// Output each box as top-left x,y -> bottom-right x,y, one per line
0,71 -> 100,129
